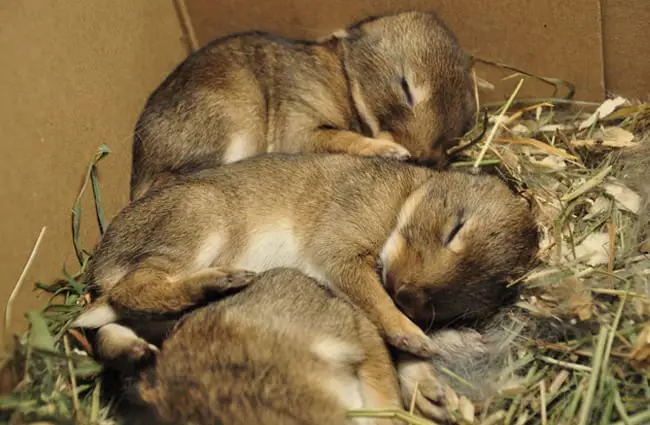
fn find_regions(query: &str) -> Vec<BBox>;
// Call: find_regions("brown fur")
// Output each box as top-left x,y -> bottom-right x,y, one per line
76,153 -> 538,351
132,268 -> 403,425
90,267 -> 257,373
72,153 -> 538,421
130,10 -> 476,200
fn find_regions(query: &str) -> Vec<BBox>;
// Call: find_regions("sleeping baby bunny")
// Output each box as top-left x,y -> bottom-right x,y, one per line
72,153 -> 539,420
128,267 -> 407,425
130,10 -> 477,200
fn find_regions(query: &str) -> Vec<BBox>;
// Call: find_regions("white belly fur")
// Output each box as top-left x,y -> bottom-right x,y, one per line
197,226 -> 329,284
236,227 -> 304,271
223,132 -> 259,164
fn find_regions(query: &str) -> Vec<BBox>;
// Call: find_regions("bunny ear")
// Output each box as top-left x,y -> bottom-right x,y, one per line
343,26 -> 362,41
317,26 -> 361,46
348,14 -> 383,30
336,22 -> 366,42
342,13 -> 385,40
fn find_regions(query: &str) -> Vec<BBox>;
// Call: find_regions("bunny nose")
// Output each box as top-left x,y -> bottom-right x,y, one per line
417,149 -> 449,169
394,284 -> 414,308
393,284 -> 434,327
434,148 -> 450,164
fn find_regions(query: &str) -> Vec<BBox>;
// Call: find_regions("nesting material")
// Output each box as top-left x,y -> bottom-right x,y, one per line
0,90 -> 649,425
444,91 -> 650,425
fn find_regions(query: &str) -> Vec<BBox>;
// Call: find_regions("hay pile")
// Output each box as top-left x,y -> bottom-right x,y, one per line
1,82 -> 649,425
432,83 -> 650,425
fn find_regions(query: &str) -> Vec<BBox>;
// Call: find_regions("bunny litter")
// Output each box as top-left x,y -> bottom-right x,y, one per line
0,79 -> 650,425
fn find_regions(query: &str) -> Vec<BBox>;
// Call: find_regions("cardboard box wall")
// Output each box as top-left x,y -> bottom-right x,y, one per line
0,0 -> 648,352
183,0 -> 650,102
0,0 -> 190,352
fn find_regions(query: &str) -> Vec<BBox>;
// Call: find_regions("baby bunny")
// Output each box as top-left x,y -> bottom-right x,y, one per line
129,267 -> 408,425
130,10 -> 476,200
72,153 -> 539,421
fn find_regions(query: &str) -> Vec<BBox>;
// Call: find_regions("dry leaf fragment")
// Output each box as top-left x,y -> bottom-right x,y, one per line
539,124 -> 571,132
568,292 -> 593,321
603,181 -> 642,214
585,196 -> 610,219
579,96 -> 627,129
511,123 -> 529,136
571,232 -> 610,266
595,127 -> 635,146
572,126 -> 636,149
571,139 -> 636,149
530,155 -> 567,171
571,140 -> 636,149
445,385 -> 460,411
458,396 -> 475,424
629,322 -> 650,370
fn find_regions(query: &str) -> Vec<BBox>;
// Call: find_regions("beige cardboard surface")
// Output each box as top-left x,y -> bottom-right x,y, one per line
602,0 -> 650,99
183,0 -> 605,101
0,0 -> 188,352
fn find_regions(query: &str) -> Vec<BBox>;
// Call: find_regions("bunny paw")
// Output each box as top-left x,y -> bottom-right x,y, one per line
397,358 -> 450,423
201,268 -> 258,293
129,339 -> 159,363
384,314 -> 437,357
353,138 -> 412,161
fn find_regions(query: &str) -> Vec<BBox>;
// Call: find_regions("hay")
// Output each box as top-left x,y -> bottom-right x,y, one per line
1,85 -> 649,425
439,84 -> 650,425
